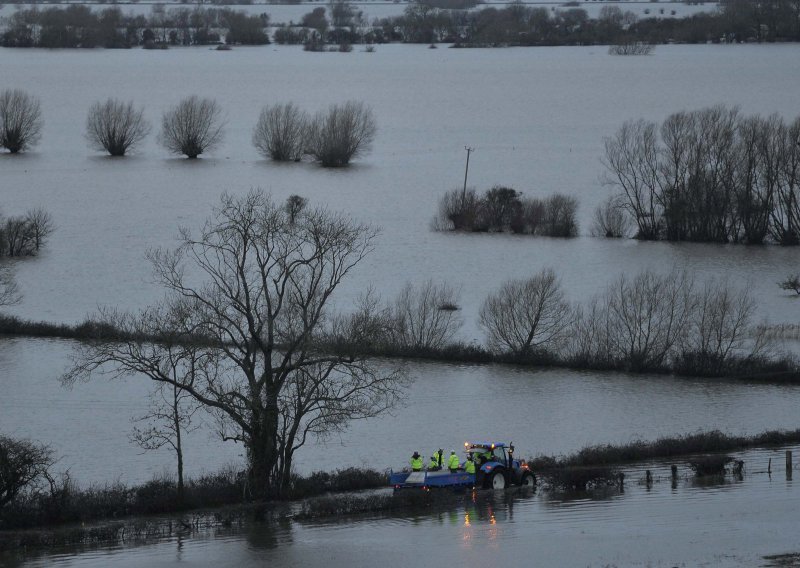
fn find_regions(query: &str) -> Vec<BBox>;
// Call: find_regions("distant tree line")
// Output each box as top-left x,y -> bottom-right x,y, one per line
367,0 -> 800,46
603,105 -> 800,245
434,186 -> 578,237
3,1 -> 799,50
0,5 -> 269,48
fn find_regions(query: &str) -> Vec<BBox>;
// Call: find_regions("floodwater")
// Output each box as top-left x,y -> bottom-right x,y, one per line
3,337 -> 800,484
0,44 -> 798,339
1,42 -> 800,564
3,446 -> 800,567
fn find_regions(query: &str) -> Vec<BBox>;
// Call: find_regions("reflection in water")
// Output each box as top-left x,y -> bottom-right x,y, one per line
244,518 -> 293,551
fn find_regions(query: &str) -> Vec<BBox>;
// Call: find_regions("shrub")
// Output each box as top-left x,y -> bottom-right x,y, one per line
0,89 -> 42,153
433,188 -> 578,237
86,98 -> 150,156
432,188 -> 483,231
305,100 -> 376,167
543,466 -> 620,492
252,103 -> 307,162
541,194 -> 578,237
0,435 -> 54,509
688,455 -> 733,476
389,280 -> 462,350
591,195 -> 631,238
0,208 -> 54,257
159,96 -> 224,159
608,41 -> 654,55
481,186 -> 522,231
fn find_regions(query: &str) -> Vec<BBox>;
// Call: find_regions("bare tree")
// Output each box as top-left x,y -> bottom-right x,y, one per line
131,381 -> 202,503
0,89 -> 43,154
541,194 -> 578,237
389,280 -> 462,350
23,207 -> 54,252
769,115 -> 800,245
159,96 -> 224,159
591,195 -> 631,238
0,208 -> 53,257
0,263 -> 21,306
252,103 -> 307,162
602,119 -> 662,240
601,270 -> 694,371
479,268 -> 571,356
679,279 -> 762,375
306,100 -> 376,167
63,190 -> 407,498
0,435 -> 54,508
86,98 -> 150,156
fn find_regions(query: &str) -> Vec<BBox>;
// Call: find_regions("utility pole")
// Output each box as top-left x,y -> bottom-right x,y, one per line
462,146 -> 474,203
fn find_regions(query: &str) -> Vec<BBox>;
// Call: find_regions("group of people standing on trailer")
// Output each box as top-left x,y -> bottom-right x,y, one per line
409,448 -> 479,475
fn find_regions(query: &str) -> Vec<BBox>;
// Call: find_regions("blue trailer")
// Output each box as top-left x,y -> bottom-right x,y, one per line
390,442 -> 536,491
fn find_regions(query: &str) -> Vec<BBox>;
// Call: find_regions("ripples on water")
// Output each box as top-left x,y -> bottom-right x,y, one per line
7,446 -> 799,568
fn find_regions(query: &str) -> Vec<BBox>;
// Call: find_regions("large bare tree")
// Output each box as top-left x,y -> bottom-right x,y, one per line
63,190 -> 407,498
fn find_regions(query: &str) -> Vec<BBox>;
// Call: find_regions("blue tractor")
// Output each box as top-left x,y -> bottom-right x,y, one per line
467,442 -> 536,490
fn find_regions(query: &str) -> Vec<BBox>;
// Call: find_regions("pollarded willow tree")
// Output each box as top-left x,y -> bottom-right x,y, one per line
86,98 -> 150,156
63,190 -> 408,498
306,100 -> 376,167
0,89 -> 43,154
252,102 -> 307,162
159,96 -> 224,159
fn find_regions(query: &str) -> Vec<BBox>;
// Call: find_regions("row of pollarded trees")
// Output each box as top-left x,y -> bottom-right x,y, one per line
2,89 -> 376,166
351,268 -> 772,377
603,105 -> 800,245
433,186 -> 579,237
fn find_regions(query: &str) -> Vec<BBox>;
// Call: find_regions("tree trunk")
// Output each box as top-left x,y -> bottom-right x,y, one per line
247,399 -> 281,499
173,383 -> 185,506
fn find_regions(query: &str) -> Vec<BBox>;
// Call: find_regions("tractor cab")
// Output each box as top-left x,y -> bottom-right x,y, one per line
464,441 -> 535,490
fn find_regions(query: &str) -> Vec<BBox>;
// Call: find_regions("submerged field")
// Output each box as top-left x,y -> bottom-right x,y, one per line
1,42 -> 800,566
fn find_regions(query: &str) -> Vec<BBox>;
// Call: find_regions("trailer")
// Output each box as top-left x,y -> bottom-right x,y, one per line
390,442 -> 536,491
389,469 -> 476,490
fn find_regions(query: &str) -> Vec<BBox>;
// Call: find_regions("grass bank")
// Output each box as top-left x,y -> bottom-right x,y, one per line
526,429 -> 800,470
0,467 -> 388,533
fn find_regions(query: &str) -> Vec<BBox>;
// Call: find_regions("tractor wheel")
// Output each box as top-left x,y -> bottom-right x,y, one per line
521,472 -> 536,488
490,470 -> 506,490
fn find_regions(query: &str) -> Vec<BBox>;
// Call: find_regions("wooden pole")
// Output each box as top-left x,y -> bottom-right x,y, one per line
462,146 -> 473,202
787,451 -> 793,480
